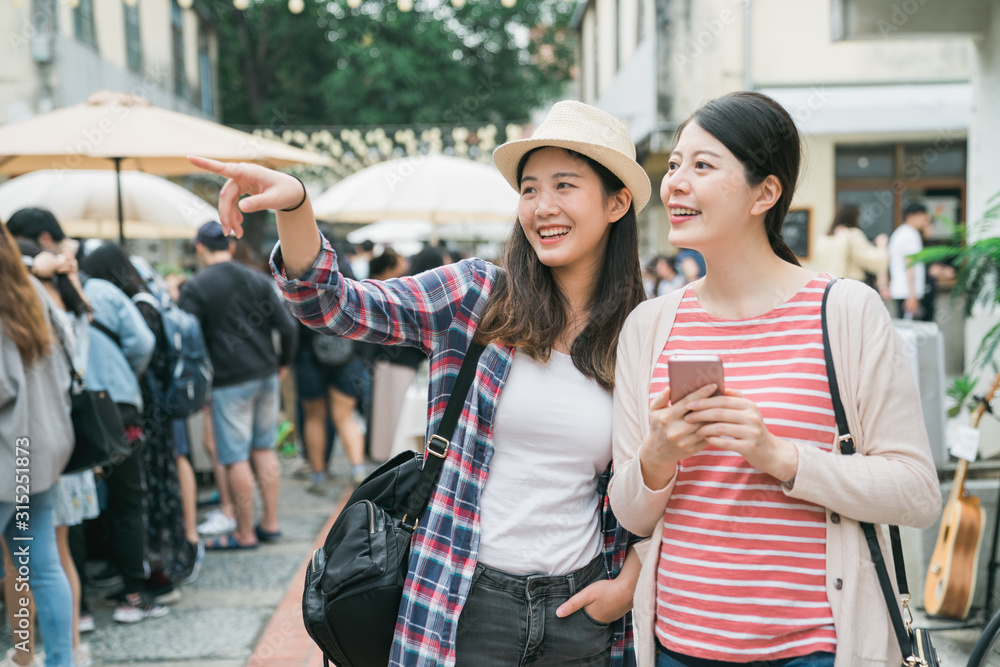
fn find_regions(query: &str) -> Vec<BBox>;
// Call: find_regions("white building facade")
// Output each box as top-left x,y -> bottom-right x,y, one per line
1,0 -> 219,125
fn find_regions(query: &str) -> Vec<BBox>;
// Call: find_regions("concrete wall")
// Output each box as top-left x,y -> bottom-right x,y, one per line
753,0 -> 973,87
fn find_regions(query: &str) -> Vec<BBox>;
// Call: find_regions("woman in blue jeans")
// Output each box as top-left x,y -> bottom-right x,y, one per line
0,221 -> 75,667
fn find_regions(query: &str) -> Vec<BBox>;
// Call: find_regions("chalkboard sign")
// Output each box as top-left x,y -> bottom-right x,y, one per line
781,208 -> 811,259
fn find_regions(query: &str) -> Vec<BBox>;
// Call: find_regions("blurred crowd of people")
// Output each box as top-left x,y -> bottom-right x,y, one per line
0,206 -> 458,667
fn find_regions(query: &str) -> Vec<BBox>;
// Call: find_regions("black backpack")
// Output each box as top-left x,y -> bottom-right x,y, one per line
302,342 -> 484,667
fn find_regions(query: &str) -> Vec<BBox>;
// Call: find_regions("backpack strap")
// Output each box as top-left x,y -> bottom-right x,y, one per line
90,318 -> 123,349
400,341 -> 487,532
821,279 -> 913,656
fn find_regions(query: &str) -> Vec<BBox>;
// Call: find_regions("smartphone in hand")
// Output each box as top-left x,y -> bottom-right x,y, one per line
667,355 -> 725,402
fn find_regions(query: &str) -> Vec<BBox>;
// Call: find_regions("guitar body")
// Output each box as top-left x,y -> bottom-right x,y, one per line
923,493 -> 986,619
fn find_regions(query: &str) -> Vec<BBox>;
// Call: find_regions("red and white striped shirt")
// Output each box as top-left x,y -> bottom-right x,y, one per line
652,276 -> 838,661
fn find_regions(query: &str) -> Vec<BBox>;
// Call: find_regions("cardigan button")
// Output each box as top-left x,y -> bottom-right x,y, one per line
834,578 -> 843,590
830,512 -> 841,524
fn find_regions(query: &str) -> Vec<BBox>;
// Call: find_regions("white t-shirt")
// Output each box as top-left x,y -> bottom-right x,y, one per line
888,223 -> 925,300
478,349 -> 612,575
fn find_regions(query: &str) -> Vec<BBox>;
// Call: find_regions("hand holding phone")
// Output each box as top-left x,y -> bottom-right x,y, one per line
667,355 -> 725,403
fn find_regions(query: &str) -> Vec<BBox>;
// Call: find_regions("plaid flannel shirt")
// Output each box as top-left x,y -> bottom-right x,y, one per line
271,238 -> 636,667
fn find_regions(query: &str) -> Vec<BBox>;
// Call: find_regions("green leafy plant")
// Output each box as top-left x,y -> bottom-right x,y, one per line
946,374 -> 978,418
913,191 -> 1000,371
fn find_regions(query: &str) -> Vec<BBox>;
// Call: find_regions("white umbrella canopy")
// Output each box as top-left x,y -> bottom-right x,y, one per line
312,154 -> 519,224
0,170 -> 218,239
0,91 -> 333,176
346,218 -> 512,245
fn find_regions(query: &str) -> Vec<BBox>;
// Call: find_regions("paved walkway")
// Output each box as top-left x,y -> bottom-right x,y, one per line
1,451 -> 352,667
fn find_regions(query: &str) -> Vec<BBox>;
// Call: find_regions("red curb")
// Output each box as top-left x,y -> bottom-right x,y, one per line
246,486 -> 352,667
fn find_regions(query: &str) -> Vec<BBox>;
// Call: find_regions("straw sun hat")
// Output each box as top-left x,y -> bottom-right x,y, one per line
492,100 -> 652,214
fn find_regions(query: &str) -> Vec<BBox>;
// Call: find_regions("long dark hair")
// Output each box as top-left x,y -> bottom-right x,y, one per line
18,242 -> 92,316
474,148 -> 645,390
828,203 -> 860,235
679,91 -> 802,266
80,242 -> 147,298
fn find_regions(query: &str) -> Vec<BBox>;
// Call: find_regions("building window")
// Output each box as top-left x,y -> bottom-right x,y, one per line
171,0 -> 188,98
198,23 -> 213,115
125,4 -> 142,73
637,0 -> 648,43
835,141 -> 966,243
32,0 -> 56,32
73,0 -> 97,49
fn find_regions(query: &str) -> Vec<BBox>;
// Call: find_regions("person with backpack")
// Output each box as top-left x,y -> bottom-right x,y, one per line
80,242 -> 208,594
190,100 -> 650,666
180,222 -> 297,551
77,243 -> 163,622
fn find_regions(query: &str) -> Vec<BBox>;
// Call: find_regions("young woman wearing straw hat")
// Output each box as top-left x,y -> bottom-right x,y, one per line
609,92 -> 939,666
190,100 -> 651,666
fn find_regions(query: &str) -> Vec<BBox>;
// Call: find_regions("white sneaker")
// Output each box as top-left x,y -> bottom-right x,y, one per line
113,594 -> 170,623
79,613 -> 96,633
74,644 -> 93,667
197,508 -> 237,536
0,648 -> 44,667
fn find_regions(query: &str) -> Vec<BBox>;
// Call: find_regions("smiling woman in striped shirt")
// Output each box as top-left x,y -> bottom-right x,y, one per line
608,92 -> 940,667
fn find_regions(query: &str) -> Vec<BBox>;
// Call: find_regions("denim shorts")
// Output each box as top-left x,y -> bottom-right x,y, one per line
294,352 -> 370,403
656,642 -> 835,667
210,374 -> 280,465
455,555 -> 614,666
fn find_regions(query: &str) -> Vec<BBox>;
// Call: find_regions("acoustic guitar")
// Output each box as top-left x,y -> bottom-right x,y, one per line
923,371 -> 1000,620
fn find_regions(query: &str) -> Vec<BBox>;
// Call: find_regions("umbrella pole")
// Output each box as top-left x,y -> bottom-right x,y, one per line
114,157 -> 125,244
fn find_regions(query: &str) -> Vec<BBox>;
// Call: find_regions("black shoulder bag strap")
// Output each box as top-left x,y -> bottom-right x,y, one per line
821,279 -> 914,657
91,319 -> 123,348
400,341 -> 486,531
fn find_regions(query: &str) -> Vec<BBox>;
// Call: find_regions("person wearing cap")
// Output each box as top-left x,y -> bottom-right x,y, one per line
190,100 -> 650,666
178,222 -> 297,551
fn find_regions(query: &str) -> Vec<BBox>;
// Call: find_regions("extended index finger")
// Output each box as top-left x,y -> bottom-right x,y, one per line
187,155 -> 240,179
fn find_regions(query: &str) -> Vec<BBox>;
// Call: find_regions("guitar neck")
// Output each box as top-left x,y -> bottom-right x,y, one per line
950,458 -> 970,502
953,371 -> 1000,501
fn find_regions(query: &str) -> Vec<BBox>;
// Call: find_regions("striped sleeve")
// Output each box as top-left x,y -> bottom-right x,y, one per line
270,236 -> 491,356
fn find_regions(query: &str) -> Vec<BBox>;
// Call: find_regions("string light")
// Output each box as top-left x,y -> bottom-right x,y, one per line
347,0 -> 362,8
177,0 -> 194,8
66,0 -> 80,8
123,0 -> 138,7
233,0 -> 250,10
288,0 -> 304,12
451,0 -> 465,7
397,0 -> 412,11
501,0 -> 516,7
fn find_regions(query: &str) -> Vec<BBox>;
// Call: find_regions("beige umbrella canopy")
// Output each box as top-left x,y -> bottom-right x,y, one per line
312,154 -> 519,224
0,91 -> 332,175
0,170 -> 218,239
0,91 -> 333,241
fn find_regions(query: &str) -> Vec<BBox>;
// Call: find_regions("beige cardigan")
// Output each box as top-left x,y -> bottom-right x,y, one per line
815,228 -> 889,282
610,279 -> 941,667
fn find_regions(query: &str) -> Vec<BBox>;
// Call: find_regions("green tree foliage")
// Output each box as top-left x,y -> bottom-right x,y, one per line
212,0 -> 578,127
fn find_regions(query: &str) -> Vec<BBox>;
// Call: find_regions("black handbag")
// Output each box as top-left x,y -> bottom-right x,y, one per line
302,340 -> 485,667
52,318 -> 129,474
821,280 -> 940,666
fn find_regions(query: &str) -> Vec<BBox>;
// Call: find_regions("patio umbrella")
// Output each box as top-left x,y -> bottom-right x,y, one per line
0,170 -> 218,239
0,90 -> 333,242
312,154 -> 519,227
346,219 -> 512,245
